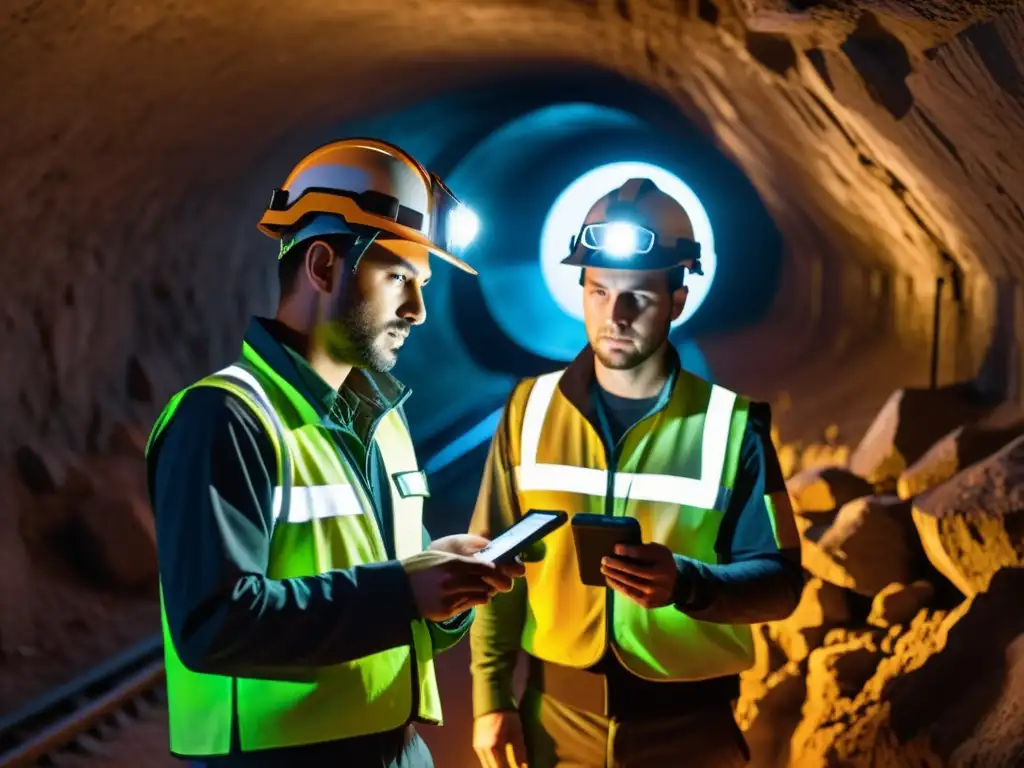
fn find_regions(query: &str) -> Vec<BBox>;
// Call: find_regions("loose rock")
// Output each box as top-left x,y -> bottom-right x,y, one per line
897,409 -> 1024,500
867,580 -> 935,629
786,465 -> 873,514
912,433 -> 1024,597
736,662 -> 806,768
849,384 -> 993,491
769,578 -> 850,664
805,629 -> 883,704
803,494 -> 926,596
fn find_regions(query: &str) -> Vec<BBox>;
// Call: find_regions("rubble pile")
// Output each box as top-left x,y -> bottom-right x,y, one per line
738,386 -> 1024,767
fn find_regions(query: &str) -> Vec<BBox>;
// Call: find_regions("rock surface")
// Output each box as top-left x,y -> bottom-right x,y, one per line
912,433 -> 1024,597
849,385 -> 995,491
786,465 -> 874,514
737,388 -> 1024,767
802,494 -> 927,596
867,580 -> 935,629
897,409 -> 1024,500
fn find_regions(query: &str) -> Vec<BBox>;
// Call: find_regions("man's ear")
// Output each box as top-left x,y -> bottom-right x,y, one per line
670,285 -> 688,321
304,240 -> 339,295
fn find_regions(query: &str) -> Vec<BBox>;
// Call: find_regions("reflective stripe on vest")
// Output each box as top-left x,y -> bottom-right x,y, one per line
214,364 -> 369,526
154,345 -> 440,758
511,368 -> 755,681
515,371 -> 738,510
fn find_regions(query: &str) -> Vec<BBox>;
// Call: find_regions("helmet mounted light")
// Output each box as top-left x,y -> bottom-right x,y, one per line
258,138 -> 480,275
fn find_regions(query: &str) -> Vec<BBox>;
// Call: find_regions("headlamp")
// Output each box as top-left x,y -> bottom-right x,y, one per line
580,221 -> 656,258
430,173 -> 479,256
565,218 -> 702,275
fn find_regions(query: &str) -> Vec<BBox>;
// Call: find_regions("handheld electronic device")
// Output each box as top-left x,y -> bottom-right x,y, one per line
571,514 -> 643,587
474,510 -> 568,565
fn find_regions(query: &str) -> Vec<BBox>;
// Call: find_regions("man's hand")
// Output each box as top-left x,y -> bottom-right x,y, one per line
473,710 -> 528,768
429,534 -> 490,557
430,534 -> 526,593
402,550 -> 501,623
600,542 -> 679,609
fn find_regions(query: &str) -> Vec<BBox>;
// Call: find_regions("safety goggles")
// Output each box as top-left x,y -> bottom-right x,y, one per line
578,221 -> 657,257
566,219 -> 702,275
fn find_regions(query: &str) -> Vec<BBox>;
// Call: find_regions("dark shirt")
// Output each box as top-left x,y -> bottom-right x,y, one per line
148,317 -> 470,765
594,386 -> 660,446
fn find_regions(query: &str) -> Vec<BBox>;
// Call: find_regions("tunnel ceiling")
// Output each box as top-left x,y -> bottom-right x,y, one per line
2,0 -> 1024,459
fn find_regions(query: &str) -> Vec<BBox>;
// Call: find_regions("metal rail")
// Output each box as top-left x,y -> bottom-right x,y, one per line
0,635 -> 165,767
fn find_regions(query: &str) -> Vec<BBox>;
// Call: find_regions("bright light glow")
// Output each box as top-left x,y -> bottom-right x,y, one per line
602,222 -> 640,257
540,162 -> 717,328
448,205 -> 480,251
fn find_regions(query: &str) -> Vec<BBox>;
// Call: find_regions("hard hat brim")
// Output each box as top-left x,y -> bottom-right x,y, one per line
258,191 -> 477,275
561,243 -> 700,272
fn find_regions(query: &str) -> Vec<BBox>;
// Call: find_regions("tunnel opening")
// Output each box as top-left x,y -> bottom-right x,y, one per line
324,69 -> 785,535
340,70 -> 782,385
444,91 -> 783,377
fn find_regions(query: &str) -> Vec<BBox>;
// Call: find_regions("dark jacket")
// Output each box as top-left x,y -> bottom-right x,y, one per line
148,317 -> 470,765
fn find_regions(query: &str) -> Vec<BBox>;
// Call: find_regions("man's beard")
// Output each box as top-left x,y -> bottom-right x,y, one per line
321,297 -> 410,374
593,338 -> 652,371
591,323 -> 670,371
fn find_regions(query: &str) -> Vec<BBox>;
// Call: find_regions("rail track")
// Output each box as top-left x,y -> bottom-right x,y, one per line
0,635 -> 166,767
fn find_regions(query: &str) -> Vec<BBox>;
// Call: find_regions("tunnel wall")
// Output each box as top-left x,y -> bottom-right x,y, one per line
5,2 -> 1024,460
3,0 -> 1024,715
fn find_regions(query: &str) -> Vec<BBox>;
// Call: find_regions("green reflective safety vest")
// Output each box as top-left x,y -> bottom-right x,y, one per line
506,367 -> 755,680
147,341 -> 440,757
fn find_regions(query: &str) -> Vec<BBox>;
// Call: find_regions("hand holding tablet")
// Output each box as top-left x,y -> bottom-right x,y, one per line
474,510 -> 568,565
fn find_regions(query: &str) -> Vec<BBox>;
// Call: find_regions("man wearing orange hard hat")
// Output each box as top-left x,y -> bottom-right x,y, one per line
146,138 -> 524,767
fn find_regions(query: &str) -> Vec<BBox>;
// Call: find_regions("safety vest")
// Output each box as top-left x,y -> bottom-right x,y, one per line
510,367 -> 755,681
147,341 -> 440,757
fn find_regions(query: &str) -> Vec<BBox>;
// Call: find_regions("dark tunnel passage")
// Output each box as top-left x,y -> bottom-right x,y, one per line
337,73 -> 785,509
306,69 -> 988,541
3,2 -> 1024,766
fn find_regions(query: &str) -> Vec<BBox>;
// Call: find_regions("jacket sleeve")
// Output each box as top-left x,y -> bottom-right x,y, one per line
422,527 -> 475,654
467,396 -> 528,718
150,385 -> 419,678
672,401 -> 804,624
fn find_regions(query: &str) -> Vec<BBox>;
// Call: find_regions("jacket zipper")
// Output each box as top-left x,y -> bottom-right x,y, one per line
325,387 -> 409,562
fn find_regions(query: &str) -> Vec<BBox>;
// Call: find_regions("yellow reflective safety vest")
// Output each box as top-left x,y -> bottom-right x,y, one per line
508,364 -> 755,681
147,341 -> 440,757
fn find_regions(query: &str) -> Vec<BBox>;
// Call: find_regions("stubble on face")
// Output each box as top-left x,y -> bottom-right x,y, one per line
592,329 -> 661,371
320,280 -> 411,374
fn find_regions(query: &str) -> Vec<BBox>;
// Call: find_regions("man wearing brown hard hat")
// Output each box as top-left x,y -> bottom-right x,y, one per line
469,178 -> 804,767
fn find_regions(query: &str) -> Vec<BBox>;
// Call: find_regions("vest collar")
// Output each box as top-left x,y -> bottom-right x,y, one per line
558,343 -> 683,433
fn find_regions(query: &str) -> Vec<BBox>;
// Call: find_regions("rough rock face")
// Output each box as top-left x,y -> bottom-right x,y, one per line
897,409 -> 1024,499
848,384 -> 995,490
20,430 -> 158,590
912,432 -> 1024,597
802,494 -> 928,596
736,386 -> 1024,767
785,465 -> 873,513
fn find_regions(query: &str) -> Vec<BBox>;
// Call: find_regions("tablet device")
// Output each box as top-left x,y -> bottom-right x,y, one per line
571,514 -> 642,587
474,510 -> 568,565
